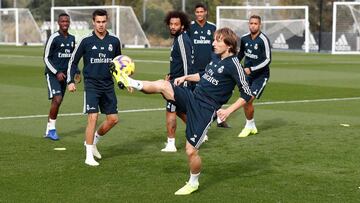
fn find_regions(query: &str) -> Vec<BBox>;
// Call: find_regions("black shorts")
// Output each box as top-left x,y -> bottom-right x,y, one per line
171,84 -> 216,149
84,89 -> 117,114
247,73 -> 269,99
45,73 -> 66,99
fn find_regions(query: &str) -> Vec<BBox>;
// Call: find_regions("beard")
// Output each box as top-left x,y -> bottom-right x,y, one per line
170,29 -> 182,37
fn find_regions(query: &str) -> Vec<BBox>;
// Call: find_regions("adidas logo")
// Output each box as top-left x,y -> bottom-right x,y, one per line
92,45 -> 97,50
335,34 -> 351,51
272,33 -> 289,49
60,43 -> 65,47
302,33 -> 319,51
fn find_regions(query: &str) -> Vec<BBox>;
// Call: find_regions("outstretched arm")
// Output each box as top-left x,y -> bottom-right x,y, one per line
174,73 -> 200,86
216,98 -> 247,122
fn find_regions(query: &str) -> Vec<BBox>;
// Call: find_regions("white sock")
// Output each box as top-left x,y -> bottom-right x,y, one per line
216,116 -> 223,124
188,172 -> 200,186
167,137 -> 175,146
85,144 -> 94,160
245,119 -> 255,129
128,77 -> 143,90
47,118 -> 56,131
93,131 -> 102,145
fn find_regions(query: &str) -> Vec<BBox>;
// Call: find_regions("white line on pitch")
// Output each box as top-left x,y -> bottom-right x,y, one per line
1,97 -> 359,121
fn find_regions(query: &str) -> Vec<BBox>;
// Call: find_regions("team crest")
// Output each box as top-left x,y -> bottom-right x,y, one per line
108,44 -> 113,51
254,43 -> 258,50
207,30 -> 211,35
217,66 -> 224,73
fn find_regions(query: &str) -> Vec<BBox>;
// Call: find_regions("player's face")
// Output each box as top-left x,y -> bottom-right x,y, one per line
249,18 -> 261,35
212,34 -> 228,57
169,18 -> 183,36
93,15 -> 107,34
195,7 -> 207,22
58,16 -> 70,32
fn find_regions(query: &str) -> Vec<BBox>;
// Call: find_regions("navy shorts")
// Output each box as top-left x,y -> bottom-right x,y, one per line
171,84 -> 216,149
84,89 -> 118,114
166,101 -> 177,113
247,73 -> 269,99
166,82 -> 189,113
45,73 -> 66,99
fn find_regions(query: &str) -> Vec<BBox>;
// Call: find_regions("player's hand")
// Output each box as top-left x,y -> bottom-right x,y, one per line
244,68 -> 251,75
67,83 -> 76,92
216,108 -> 231,122
56,72 -> 66,82
74,73 -> 81,84
174,76 -> 185,86
164,74 -> 170,81
118,82 -> 133,93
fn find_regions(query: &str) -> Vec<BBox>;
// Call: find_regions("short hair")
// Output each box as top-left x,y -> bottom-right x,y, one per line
249,15 -> 261,23
194,3 -> 207,11
92,9 -> 108,20
164,11 -> 190,31
58,13 -> 69,19
214,27 -> 238,54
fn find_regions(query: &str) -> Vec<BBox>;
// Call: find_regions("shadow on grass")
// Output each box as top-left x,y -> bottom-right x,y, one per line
259,118 -> 287,132
202,158 -> 271,191
103,130 -> 163,158
60,127 -> 84,138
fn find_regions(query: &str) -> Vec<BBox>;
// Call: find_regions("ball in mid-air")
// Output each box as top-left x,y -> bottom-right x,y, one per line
111,55 -> 135,76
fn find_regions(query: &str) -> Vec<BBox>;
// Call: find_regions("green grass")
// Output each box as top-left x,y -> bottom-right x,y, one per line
0,46 -> 360,202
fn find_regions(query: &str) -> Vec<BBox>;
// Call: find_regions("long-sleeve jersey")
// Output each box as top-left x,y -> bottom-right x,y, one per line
67,31 -> 121,91
44,31 -> 75,75
188,21 -> 216,74
238,32 -> 271,76
169,31 -> 194,80
194,55 -> 252,110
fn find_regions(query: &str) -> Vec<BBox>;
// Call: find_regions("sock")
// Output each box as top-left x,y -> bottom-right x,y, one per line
188,172 -> 200,186
48,118 -> 56,130
93,131 -> 102,145
216,116 -> 223,124
45,123 -> 50,135
245,119 -> 255,129
167,137 -> 175,146
128,77 -> 143,90
85,144 -> 94,160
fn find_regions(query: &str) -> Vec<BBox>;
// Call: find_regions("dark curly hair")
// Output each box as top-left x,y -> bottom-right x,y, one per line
164,11 -> 190,31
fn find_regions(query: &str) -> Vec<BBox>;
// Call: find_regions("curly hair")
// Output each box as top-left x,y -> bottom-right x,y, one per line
164,11 -> 190,31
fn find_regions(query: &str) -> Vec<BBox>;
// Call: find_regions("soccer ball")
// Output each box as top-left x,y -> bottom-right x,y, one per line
111,55 -> 135,76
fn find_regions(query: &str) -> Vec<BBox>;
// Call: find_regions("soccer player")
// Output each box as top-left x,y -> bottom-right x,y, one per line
44,13 -> 79,140
115,27 -> 252,195
188,3 -> 229,128
161,11 -> 193,152
237,15 -> 271,138
67,9 -> 122,166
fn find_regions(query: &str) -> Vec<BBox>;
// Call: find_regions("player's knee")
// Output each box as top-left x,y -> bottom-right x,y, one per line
52,96 -> 63,106
185,145 -> 198,157
108,116 -> 118,126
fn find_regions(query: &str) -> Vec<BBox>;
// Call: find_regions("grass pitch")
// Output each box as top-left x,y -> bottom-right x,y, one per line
0,46 -> 359,202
